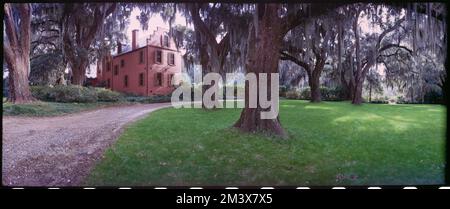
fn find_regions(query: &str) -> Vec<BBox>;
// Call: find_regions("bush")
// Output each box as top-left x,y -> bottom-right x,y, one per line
125,94 -> 172,104
289,86 -> 347,101
30,85 -> 53,101
299,88 -> 311,100
286,90 -> 300,99
146,94 -> 172,103
31,85 -> 98,103
424,89 -> 444,104
369,100 -> 388,104
96,88 -> 124,102
279,85 -> 288,97
51,85 -> 98,103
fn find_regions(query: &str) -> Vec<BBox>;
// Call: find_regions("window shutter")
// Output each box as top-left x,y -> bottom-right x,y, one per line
154,73 -> 158,86
154,50 -> 157,63
160,35 -> 163,46
167,53 -> 170,65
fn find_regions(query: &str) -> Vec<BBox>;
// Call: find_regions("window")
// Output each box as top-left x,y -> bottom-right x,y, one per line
124,75 -> 128,87
167,74 -> 174,86
120,59 -> 125,67
107,63 -> 111,71
163,35 -> 170,47
139,73 -> 144,86
155,50 -> 162,64
155,73 -> 162,86
114,65 -> 118,75
107,79 -> 110,88
167,53 -> 175,65
139,50 -> 144,64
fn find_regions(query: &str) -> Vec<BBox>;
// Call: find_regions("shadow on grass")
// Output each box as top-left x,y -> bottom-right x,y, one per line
86,100 -> 445,186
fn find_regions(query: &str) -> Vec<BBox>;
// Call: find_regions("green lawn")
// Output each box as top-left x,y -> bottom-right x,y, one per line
86,100 -> 446,186
3,101 -> 125,117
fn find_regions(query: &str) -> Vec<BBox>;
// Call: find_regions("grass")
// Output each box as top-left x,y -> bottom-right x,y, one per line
86,100 -> 446,186
2,101 -> 127,117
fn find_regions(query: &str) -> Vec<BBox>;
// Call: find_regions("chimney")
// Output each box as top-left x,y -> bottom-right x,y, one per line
117,41 -> 122,54
132,29 -> 138,50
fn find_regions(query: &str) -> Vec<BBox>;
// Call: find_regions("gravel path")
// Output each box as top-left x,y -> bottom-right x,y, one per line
2,103 -> 171,187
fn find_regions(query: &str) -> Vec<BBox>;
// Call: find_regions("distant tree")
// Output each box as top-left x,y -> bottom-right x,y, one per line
364,69 -> 383,102
349,4 -> 412,104
280,14 -> 336,102
61,3 -> 117,85
29,3 -> 66,85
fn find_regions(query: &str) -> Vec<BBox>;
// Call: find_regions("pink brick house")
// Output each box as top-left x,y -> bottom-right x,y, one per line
97,27 -> 182,96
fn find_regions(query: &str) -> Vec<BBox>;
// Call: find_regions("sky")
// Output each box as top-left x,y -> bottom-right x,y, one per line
125,9 -> 189,49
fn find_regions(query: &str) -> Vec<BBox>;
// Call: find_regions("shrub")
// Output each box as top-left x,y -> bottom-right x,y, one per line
147,94 -> 172,103
96,88 -> 124,102
424,89 -> 444,104
125,94 -> 172,104
325,86 -> 346,101
286,90 -> 300,99
30,85 -> 53,101
369,100 -> 388,104
297,88 -> 311,100
293,86 -> 347,101
31,85 -> 98,103
52,85 -> 98,103
279,85 -> 288,97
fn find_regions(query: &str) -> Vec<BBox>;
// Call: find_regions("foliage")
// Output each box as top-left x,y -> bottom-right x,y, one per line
30,85 -> 141,103
31,85 -> 98,103
96,88 -> 125,102
124,95 -> 172,104
285,89 -> 301,99
3,101 -> 121,117
369,100 -> 389,104
87,100 -> 445,185
30,51 -> 66,85
423,88 -> 444,104
288,87 -> 347,101
279,85 -> 289,97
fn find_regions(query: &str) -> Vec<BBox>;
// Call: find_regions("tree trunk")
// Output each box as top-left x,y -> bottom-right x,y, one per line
309,55 -> 325,103
234,4 -> 286,138
309,72 -> 321,103
4,3 -> 35,104
352,80 -> 364,104
340,67 -> 354,100
369,82 -> 372,102
7,56 -> 35,103
70,61 -> 88,85
197,29 -> 212,109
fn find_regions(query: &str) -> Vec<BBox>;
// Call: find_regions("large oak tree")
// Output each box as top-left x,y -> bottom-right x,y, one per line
4,3 -> 35,103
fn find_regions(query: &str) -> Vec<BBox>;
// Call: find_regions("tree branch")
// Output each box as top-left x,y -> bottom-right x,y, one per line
279,51 -> 310,73
4,3 -> 19,52
376,17 -> 405,50
378,44 -> 413,54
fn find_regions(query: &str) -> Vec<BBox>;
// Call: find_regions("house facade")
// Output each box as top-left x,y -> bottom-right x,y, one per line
97,27 -> 182,96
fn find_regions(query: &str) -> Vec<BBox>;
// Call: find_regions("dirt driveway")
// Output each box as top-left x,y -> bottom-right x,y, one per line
2,103 -> 171,187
